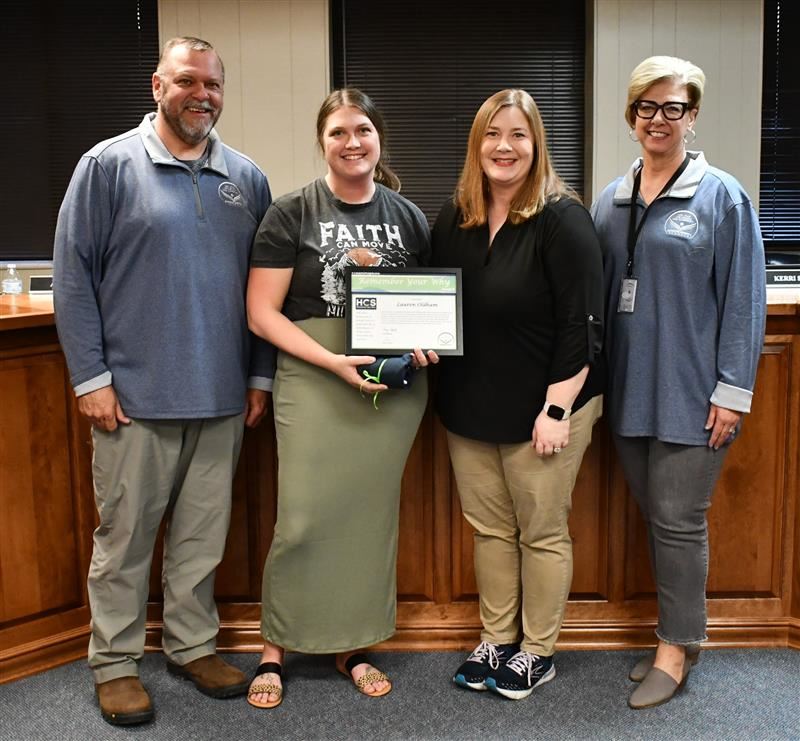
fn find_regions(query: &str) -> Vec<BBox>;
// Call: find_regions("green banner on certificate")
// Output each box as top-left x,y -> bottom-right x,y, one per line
350,273 -> 458,294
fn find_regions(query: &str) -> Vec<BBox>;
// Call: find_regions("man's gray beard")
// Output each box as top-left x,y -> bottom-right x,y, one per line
161,104 -> 220,146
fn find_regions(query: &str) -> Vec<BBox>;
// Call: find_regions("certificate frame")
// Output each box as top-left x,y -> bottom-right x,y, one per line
345,266 -> 463,356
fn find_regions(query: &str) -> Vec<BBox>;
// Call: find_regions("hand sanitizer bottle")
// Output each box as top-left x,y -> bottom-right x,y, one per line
2,264 -> 23,295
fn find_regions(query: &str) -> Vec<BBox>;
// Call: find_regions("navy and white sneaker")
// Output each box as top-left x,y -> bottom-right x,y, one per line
453,641 -> 519,691
485,651 -> 556,700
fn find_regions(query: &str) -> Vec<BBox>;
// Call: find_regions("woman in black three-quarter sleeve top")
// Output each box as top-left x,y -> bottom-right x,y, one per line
432,89 -> 604,701
434,197 -> 603,443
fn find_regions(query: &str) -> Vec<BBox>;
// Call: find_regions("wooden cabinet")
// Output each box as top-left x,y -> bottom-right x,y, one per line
158,312 -> 800,652
2,299 -> 798,682
0,322 -> 95,681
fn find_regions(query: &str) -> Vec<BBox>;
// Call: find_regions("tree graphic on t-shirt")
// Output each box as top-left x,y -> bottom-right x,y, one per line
320,262 -> 340,308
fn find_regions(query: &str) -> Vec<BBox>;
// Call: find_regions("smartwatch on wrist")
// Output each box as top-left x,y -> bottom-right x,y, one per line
543,401 -> 571,421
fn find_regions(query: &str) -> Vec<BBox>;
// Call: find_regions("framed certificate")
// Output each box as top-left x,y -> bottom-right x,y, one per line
345,267 -> 463,356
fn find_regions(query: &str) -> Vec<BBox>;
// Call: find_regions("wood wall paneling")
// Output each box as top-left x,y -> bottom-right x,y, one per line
622,337 -> 797,612
784,335 -> 800,638
0,353 -> 82,623
239,1 -> 295,192
397,414 -> 436,602
0,328 -> 94,682
707,341 -> 790,599
2,312 -> 799,683
568,419 -> 612,600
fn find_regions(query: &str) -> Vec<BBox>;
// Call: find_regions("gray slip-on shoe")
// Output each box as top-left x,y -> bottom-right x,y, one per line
628,646 -> 700,682
628,660 -> 691,709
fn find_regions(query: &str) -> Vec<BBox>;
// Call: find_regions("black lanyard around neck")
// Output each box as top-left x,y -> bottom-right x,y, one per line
626,154 -> 690,277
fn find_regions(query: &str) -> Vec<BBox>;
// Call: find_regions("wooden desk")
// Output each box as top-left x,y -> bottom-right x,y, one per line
0,294 -> 58,329
2,295 -> 798,682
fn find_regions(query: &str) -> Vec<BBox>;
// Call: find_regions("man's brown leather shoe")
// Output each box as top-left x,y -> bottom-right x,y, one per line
95,677 -> 154,726
167,654 -> 249,698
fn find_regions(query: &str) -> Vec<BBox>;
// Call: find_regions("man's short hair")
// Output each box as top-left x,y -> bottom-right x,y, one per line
156,36 -> 225,81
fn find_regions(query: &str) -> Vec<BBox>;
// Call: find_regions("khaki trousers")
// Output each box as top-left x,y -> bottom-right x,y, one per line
88,415 -> 244,683
447,396 -> 601,656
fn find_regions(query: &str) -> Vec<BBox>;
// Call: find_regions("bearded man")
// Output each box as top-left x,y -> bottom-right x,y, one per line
53,37 -> 273,726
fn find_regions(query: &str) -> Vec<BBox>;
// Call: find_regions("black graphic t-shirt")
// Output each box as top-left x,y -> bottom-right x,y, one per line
250,178 -> 431,320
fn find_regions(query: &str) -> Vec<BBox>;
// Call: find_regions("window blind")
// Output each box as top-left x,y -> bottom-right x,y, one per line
2,0 -> 159,261
760,0 -> 800,248
331,0 -> 586,222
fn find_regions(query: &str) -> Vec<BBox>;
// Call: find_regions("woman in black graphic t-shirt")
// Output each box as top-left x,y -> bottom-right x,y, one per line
246,88 -> 437,708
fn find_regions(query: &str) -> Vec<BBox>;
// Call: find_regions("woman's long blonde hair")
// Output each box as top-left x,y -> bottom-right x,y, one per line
456,89 -> 576,228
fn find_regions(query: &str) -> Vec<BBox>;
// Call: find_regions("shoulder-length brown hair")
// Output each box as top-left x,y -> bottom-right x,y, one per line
456,89 -> 576,228
316,88 -> 401,191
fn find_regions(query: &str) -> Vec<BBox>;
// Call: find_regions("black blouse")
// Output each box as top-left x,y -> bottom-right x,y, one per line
431,197 -> 604,444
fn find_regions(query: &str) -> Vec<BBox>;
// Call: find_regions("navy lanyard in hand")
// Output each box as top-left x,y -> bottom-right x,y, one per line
626,154 -> 690,278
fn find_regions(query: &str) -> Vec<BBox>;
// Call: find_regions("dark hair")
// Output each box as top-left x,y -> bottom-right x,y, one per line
157,36 -> 225,81
315,88 -> 400,191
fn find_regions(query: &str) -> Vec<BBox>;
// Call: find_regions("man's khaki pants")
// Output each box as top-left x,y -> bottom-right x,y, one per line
447,396 -> 601,656
88,415 -> 244,683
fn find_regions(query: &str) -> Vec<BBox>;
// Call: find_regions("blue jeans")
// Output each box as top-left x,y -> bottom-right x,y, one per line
613,435 -> 729,645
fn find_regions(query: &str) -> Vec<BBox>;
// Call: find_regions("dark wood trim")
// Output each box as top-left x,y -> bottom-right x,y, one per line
0,625 -> 90,684
5,613 -> 798,686
789,619 -> 800,649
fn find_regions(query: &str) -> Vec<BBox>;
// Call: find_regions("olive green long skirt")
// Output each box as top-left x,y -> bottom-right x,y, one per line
260,318 -> 428,653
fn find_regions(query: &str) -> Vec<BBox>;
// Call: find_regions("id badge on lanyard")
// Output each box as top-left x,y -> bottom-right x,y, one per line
618,277 -> 637,313
620,154 -> 690,314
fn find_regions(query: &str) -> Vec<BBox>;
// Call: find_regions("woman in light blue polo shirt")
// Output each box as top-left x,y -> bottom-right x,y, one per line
592,55 -> 766,709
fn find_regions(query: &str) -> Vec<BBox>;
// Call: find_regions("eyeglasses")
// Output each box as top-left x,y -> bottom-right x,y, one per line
631,100 -> 691,121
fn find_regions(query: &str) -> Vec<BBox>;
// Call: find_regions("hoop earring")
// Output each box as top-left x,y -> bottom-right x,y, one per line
628,128 -> 639,142
683,128 -> 697,144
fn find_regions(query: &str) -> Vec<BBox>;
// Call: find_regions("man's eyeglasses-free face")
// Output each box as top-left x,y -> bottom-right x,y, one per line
631,100 -> 691,120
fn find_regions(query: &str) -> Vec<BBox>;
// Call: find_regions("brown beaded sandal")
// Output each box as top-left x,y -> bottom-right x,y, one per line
246,662 -> 283,709
337,653 -> 392,698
